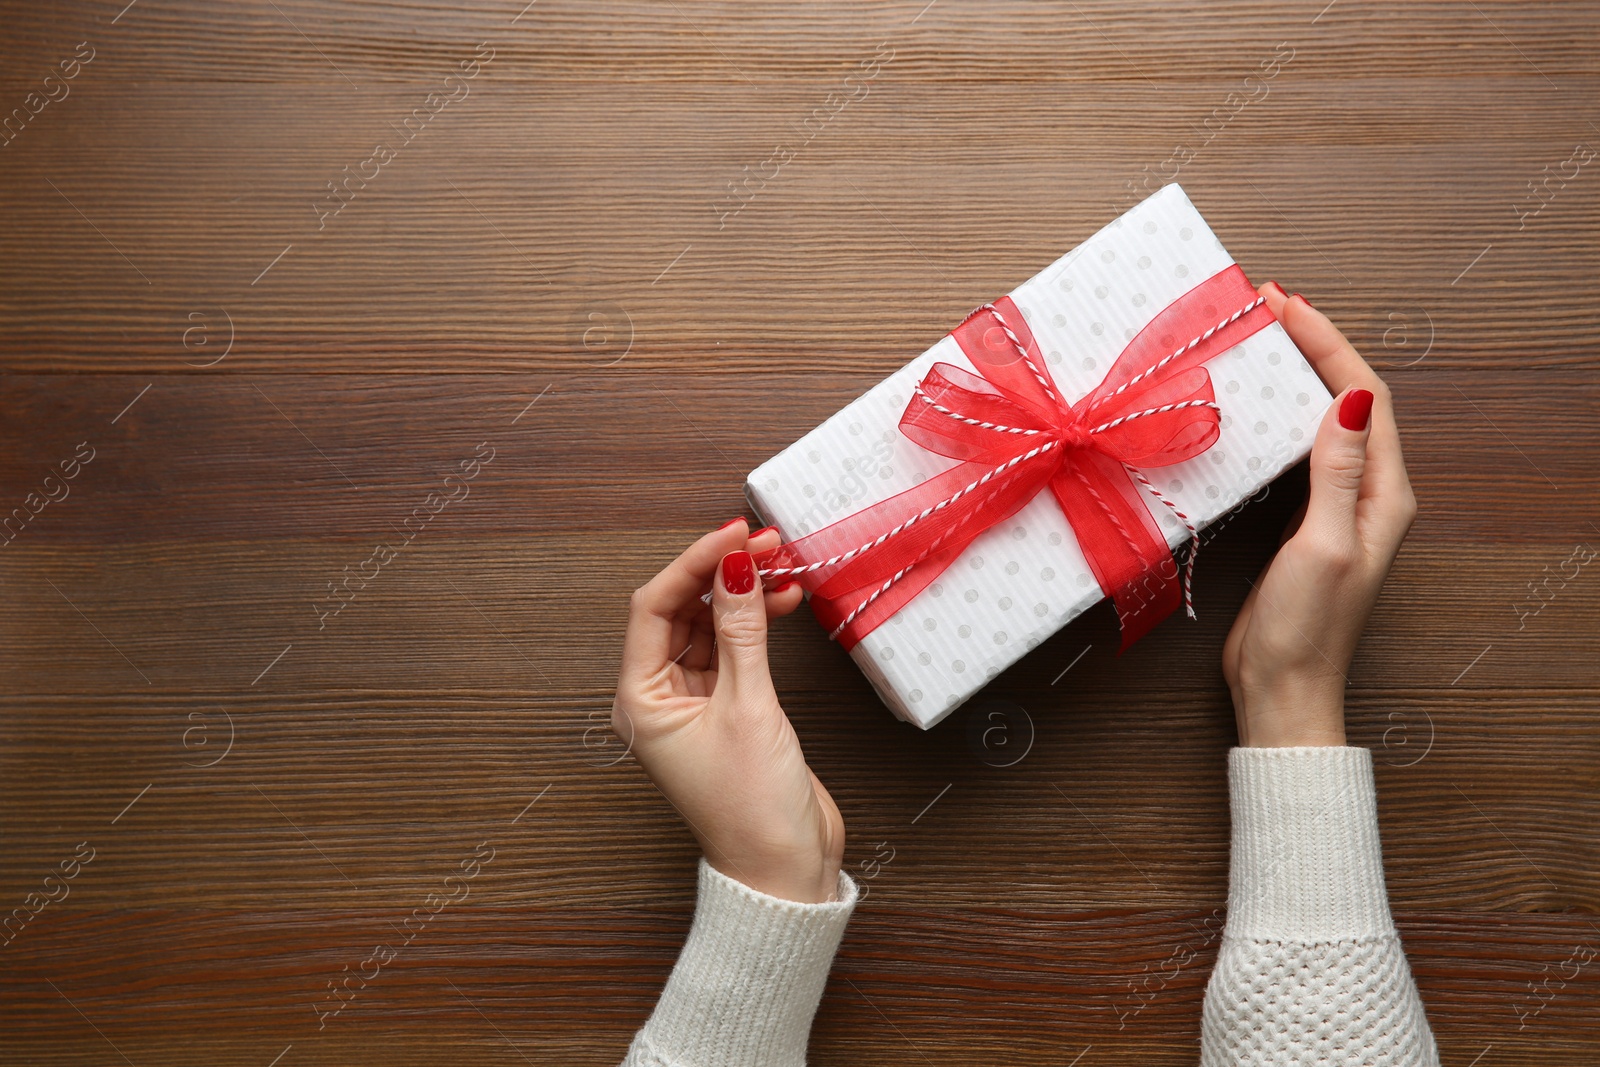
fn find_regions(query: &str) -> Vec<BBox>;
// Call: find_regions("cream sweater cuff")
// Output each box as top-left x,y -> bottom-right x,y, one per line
628,858 -> 858,1067
1226,745 -> 1395,943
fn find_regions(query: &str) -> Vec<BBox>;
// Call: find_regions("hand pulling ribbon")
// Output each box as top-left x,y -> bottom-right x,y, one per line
752,264 -> 1277,653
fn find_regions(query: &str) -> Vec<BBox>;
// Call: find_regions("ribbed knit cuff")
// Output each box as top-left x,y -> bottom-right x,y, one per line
632,858 -> 858,1067
1225,746 -> 1394,943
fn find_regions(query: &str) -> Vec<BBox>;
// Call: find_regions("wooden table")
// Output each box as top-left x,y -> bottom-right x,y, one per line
2,2 -> 1596,1063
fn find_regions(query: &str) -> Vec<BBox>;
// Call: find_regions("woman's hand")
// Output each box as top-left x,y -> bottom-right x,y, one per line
1221,285 -> 1418,748
614,519 -> 845,903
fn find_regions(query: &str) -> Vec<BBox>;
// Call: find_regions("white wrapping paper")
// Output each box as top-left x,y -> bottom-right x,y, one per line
746,184 -> 1331,729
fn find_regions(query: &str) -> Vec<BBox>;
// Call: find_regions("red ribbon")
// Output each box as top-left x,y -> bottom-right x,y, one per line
754,264 -> 1276,653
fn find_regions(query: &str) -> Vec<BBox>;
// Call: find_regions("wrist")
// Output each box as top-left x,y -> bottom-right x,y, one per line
1235,672 -> 1347,748
1241,711 -> 1347,748
705,850 -> 841,904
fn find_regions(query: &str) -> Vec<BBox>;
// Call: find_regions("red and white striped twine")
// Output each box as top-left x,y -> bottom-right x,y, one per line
824,468 -> 1019,639
1126,465 -> 1202,619
760,438 -> 1062,583
975,302 -> 1063,408
1101,295 -> 1265,407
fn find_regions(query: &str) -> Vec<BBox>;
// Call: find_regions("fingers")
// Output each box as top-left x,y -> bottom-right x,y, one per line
746,525 -> 807,619
1302,386 -> 1374,553
621,518 -> 750,684
679,526 -> 805,672
1260,282 -> 1380,398
710,549 -> 774,698
764,580 -> 806,619
1259,281 -> 1416,536
677,611 -> 717,672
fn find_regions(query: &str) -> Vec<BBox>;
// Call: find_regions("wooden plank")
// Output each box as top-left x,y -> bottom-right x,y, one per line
1,909 -> 1596,1064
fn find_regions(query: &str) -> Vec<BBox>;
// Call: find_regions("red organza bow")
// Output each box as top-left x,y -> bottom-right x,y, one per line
754,264 -> 1276,653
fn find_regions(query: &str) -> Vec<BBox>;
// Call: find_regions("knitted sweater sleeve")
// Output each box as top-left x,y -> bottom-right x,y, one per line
1201,745 -> 1440,1065
621,858 -> 858,1067
620,747 -> 1436,1067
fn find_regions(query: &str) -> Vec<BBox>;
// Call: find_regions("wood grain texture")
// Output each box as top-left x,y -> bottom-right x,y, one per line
1,1 -> 1597,1064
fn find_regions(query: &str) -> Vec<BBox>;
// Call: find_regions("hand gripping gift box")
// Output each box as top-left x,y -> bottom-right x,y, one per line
744,184 -> 1331,729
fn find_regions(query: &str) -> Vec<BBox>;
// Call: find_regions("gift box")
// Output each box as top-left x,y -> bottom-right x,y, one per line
744,184 -> 1331,729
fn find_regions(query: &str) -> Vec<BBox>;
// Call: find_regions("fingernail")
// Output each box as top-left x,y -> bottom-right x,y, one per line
1292,291 -> 1314,309
1338,388 -> 1373,431
751,525 -> 779,538
717,517 -> 747,531
720,550 -> 757,594
774,579 -> 799,593
1266,280 -> 1288,298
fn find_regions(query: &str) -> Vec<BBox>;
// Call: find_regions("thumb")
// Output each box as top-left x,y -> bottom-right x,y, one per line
1304,386 -> 1374,544
711,550 -> 773,695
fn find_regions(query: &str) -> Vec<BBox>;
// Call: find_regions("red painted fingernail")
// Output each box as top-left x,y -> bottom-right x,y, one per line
1338,388 -> 1373,431
774,579 -> 799,593
717,517 -> 747,531
1266,280 -> 1288,298
720,551 -> 757,594
751,525 -> 779,538
1293,292 -> 1314,309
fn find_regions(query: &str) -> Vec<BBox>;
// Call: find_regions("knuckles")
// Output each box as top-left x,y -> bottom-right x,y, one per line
715,602 -> 768,649
1318,445 -> 1367,495
1303,534 -> 1360,576
627,586 -> 651,615
1396,486 -> 1419,531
